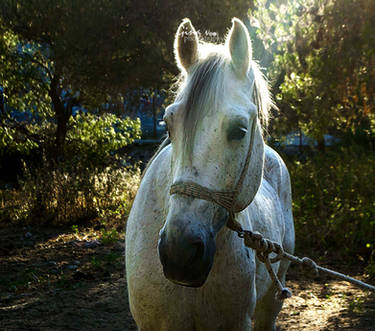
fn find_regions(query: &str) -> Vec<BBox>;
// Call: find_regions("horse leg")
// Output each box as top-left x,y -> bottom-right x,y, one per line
252,259 -> 290,331
227,315 -> 253,331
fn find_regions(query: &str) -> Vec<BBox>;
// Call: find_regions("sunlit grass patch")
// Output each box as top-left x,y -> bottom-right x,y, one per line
0,159 -> 141,228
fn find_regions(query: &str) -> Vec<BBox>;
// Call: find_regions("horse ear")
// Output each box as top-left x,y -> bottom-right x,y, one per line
174,18 -> 199,74
226,18 -> 252,78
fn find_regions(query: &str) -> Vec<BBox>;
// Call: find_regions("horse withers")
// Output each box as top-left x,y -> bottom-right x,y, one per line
126,18 -> 295,331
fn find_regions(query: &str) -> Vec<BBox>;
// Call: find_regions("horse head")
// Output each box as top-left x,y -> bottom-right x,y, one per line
158,18 -> 271,287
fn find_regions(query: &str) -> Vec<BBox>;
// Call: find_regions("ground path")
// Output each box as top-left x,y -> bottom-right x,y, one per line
1,226 -> 374,330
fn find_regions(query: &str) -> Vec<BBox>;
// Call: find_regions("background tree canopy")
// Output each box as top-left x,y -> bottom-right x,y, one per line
251,0 -> 375,149
248,0 -> 375,272
0,0 -> 374,275
0,0 -> 250,155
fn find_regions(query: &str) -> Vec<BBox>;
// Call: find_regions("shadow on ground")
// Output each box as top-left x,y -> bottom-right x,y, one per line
0,226 -> 374,330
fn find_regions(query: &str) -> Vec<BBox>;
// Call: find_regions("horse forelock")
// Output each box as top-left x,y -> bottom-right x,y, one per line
178,54 -> 225,156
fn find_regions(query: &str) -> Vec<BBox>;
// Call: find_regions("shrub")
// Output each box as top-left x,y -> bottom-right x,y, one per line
0,110 -> 142,227
66,112 -> 141,168
0,157 -> 140,226
284,145 -> 375,272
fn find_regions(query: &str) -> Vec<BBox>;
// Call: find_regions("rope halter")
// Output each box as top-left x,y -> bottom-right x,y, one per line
169,119 -> 293,299
170,120 -> 257,233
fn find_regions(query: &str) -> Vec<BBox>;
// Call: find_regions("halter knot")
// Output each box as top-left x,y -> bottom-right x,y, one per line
243,231 -> 284,264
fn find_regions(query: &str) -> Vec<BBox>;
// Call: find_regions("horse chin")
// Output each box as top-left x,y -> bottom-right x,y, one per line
169,278 -> 206,288
162,265 -> 211,288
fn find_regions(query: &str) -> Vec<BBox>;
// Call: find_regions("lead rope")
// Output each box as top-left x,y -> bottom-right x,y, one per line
229,220 -> 375,298
170,120 -> 375,300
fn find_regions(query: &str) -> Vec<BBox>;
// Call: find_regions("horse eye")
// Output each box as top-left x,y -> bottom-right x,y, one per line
228,126 -> 247,141
166,124 -> 172,138
163,118 -> 171,138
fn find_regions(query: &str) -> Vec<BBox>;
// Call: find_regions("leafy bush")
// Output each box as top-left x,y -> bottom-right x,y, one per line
0,108 -> 141,227
0,157 -> 140,226
66,112 -> 141,168
285,145 -> 375,273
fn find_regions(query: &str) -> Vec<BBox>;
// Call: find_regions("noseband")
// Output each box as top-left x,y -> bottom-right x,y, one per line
170,119 -> 257,232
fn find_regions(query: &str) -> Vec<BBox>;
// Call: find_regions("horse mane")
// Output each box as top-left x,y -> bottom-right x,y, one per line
250,60 -> 273,129
143,41 -> 273,175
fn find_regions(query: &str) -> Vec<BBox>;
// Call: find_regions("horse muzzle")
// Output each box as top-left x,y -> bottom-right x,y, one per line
158,223 -> 216,287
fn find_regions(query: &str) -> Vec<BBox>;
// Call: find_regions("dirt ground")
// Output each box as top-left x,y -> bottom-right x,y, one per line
1,225 -> 374,330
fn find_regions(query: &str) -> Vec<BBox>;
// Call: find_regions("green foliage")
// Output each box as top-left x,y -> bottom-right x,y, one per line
348,297 -> 365,313
0,125 -> 39,155
1,0 -> 252,157
366,258 -> 375,278
251,0 -> 375,144
90,257 -> 102,269
104,251 -> 122,264
1,0 -> 252,100
0,25 -> 52,115
66,113 -> 141,166
0,157 -> 141,225
251,0 -> 375,274
0,24 -> 52,155
100,228 -> 120,245
71,224 -> 79,235
285,145 -> 375,268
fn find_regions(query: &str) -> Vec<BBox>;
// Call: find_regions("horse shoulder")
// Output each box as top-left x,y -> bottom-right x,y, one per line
249,145 -> 294,249
263,144 -> 295,254
263,145 -> 291,198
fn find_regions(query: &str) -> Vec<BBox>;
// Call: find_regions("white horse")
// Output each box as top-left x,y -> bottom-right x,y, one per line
126,18 -> 295,331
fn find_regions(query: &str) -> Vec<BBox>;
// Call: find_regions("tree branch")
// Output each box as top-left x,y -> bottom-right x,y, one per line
23,52 -> 54,81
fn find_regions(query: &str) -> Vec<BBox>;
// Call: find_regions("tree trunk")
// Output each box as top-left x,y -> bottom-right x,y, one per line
317,135 -> 325,152
49,76 -> 71,159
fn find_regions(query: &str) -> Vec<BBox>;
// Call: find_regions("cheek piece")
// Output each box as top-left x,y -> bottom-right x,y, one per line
170,119 -> 257,232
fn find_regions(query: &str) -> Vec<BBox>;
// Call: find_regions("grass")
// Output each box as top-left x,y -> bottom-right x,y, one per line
0,158 -> 140,229
100,228 -> 121,244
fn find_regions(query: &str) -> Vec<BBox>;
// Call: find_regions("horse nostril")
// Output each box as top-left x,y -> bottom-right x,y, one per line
189,239 -> 205,265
